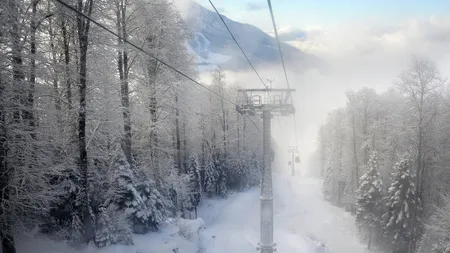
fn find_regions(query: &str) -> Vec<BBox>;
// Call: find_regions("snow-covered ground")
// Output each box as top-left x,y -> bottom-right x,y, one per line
16,173 -> 373,253
274,174 -> 372,253
199,173 -> 372,253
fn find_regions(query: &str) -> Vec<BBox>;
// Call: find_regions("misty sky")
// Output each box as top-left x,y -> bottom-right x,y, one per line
178,0 -> 450,174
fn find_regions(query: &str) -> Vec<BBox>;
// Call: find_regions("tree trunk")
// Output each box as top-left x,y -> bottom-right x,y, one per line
26,0 -> 38,138
148,58 -> 159,173
367,226 -> 372,250
175,94 -> 182,172
183,120 -> 188,171
61,20 -> 73,110
220,89 -> 227,162
76,0 -> 94,242
201,116 -> 206,165
1,228 -> 16,253
116,0 -> 132,164
48,12 -> 62,125
243,116 -> 246,152
237,114 -> 240,157
417,121 -> 424,198
351,114 -> 359,189
363,106 -> 369,164
0,67 -> 14,253
3,1 -> 24,251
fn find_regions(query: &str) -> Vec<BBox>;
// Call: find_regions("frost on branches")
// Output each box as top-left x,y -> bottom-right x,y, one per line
167,169 -> 194,219
418,195 -> 450,253
355,151 -> 384,248
382,157 -> 420,252
323,164 -> 335,202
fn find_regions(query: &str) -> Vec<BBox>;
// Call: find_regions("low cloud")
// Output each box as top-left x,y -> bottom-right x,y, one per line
294,16 -> 450,59
216,6 -> 226,13
277,26 -> 308,41
226,16 -> 450,170
246,2 -> 265,11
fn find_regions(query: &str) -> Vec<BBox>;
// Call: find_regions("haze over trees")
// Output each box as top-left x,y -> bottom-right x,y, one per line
317,58 -> 450,253
0,1 -> 262,252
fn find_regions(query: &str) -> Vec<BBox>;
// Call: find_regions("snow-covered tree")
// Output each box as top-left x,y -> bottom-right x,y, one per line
135,180 -> 170,231
355,150 -> 384,248
188,154 -> 201,216
204,152 -> 217,196
94,205 -> 133,247
383,157 -> 420,252
218,166 -> 228,198
166,169 -> 193,219
213,152 -> 228,198
323,164 -> 335,202
248,152 -> 261,187
110,152 -> 148,233
0,0 -> 267,251
320,108 -> 349,205
229,158 -> 247,190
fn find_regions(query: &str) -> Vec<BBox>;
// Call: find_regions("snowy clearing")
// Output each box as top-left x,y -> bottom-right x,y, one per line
16,173 -> 374,253
198,173 -> 374,253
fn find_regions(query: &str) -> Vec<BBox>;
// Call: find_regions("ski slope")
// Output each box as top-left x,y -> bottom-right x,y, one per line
274,174 -> 372,253
199,173 -> 372,253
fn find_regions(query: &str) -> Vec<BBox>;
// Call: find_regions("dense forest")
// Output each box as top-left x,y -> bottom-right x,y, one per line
0,0 -> 263,252
318,58 -> 450,253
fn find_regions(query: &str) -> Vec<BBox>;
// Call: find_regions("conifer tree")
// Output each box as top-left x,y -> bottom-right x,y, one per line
383,157 -> 420,252
213,152 -> 228,198
204,152 -> 217,196
355,151 -> 384,249
136,180 -> 170,230
110,152 -> 148,233
188,154 -> 201,216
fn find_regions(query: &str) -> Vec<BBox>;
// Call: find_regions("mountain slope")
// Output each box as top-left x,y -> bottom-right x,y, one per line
185,2 -> 324,72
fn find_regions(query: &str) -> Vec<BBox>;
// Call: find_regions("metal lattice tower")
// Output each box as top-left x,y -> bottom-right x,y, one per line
236,88 -> 295,253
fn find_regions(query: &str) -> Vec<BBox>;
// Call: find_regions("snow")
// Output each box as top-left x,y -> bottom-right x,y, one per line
197,173 -> 377,253
17,225 -> 201,253
16,172 -> 376,253
186,33 -> 231,72
274,174 -> 374,253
